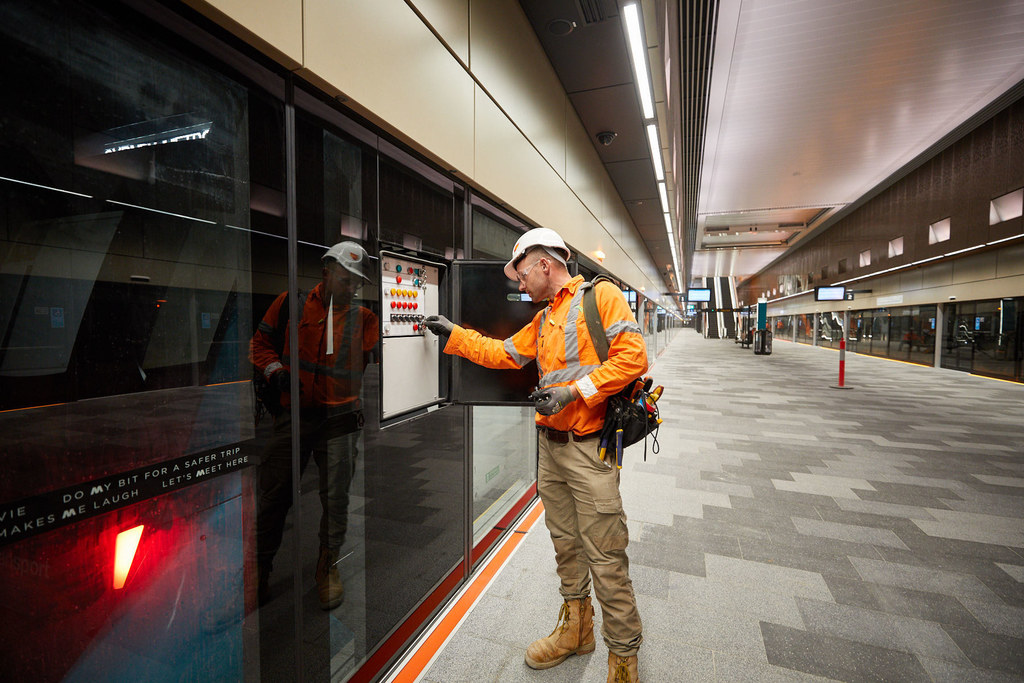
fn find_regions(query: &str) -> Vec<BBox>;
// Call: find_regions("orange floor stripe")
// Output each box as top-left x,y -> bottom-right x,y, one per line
391,501 -> 545,682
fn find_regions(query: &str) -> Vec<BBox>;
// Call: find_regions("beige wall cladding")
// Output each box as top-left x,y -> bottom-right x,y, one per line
409,0 -> 470,65
302,0 -> 474,177
185,0 -> 302,68
474,86 -> 565,227
899,268 -> 924,293
996,243 -> 1024,278
475,89 -> 654,293
953,251 -> 999,284
469,0 -> 567,180
921,262 -> 954,290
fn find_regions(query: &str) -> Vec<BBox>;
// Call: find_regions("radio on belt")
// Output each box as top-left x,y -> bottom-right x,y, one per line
379,250 -> 445,419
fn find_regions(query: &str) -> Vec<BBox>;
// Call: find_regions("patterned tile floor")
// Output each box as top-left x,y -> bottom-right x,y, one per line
422,331 -> 1024,682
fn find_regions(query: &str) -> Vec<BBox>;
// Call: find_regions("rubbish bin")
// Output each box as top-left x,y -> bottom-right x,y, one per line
753,329 -> 773,355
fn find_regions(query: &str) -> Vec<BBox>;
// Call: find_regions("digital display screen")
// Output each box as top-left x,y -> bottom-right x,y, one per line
815,286 -> 846,301
687,288 -> 711,302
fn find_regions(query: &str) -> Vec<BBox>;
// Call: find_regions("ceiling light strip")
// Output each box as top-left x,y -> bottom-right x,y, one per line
623,3 -> 655,120
658,182 -> 669,213
623,1 -> 682,299
943,244 -> 986,257
987,233 -> 1024,246
648,125 -> 665,181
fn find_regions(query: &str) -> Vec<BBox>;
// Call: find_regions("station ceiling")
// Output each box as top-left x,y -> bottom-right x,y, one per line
519,0 -> 1024,293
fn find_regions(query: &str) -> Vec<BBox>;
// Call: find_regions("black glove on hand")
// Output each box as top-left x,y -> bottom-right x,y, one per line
422,315 -> 454,337
529,386 -> 575,416
271,369 -> 291,393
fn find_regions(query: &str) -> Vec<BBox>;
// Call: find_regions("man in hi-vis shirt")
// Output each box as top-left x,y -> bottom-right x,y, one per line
424,228 -> 646,683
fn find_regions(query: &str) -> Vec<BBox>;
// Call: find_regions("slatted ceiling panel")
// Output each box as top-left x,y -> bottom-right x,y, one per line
692,0 -> 1024,277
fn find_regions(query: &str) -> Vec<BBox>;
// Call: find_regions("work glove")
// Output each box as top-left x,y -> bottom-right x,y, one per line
422,315 -> 454,337
529,386 -> 575,416
271,369 -> 291,393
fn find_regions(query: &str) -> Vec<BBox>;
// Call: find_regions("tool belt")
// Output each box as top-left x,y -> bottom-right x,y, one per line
538,426 -> 600,443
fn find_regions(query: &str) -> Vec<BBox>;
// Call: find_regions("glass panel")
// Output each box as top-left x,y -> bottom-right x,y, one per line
847,313 -> 864,353
889,308 -> 913,361
773,315 -> 793,342
250,114 -> 379,680
970,299 -> 1017,380
943,303 -> 976,372
796,314 -> 813,343
378,159 -> 454,258
352,127 -> 467,668
472,406 -> 536,545
642,299 -> 657,357
0,2 -> 267,680
817,312 -> 843,348
869,311 -> 890,356
908,305 -> 937,366
471,209 -> 519,260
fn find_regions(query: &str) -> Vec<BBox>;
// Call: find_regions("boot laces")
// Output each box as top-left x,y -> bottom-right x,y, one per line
550,601 -> 571,636
613,656 -> 632,683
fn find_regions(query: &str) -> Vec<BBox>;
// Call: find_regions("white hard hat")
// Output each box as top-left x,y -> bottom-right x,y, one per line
322,241 -> 370,281
503,228 -> 571,280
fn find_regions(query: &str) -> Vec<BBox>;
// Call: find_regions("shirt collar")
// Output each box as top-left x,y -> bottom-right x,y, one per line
550,275 -> 584,305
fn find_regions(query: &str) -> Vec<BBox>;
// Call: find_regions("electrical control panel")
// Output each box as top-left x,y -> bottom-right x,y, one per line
380,250 -> 444,419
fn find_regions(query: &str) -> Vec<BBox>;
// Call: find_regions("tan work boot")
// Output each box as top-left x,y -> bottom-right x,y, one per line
607,653 -> 639,683
524,597 -> 595,669
315,545 -> 344,610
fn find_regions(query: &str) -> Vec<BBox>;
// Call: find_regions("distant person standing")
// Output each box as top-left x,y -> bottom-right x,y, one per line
423,228 -> 646,682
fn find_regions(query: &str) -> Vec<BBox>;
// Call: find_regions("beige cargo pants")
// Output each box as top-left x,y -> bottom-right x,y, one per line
537,433 -> 643,657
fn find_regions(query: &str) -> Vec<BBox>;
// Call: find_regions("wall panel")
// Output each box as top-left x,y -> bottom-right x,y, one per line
302,0 -> 475,176
410,0 -> 470,64
185,0 -> 302,68
997,242 -> 1024,277
469,0 -> 567,180
953,251 -> 999,283
474,86 -> 564,227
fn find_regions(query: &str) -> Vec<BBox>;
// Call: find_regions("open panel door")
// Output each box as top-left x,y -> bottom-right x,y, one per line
451,260 -> 542,405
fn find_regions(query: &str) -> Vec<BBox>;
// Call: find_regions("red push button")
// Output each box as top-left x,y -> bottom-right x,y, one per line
391,301 -> 396,309
396,276 -> 402,284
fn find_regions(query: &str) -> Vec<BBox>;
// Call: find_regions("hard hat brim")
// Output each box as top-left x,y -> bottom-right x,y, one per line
503,257 -> 520,281
322,242 -> 371,281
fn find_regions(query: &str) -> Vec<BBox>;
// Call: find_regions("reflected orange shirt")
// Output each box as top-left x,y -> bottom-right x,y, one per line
251,284 -> 379,409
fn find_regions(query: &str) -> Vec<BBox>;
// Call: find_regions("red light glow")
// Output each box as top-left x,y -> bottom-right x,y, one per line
113,525 -> 144,589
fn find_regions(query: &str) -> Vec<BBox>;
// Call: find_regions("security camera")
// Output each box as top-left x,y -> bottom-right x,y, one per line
949,295 -> 957,300
596,131 -> 618,146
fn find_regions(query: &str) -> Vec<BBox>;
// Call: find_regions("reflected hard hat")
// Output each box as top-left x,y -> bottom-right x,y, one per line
323,241 -> 370,281
504,228 -> 571,280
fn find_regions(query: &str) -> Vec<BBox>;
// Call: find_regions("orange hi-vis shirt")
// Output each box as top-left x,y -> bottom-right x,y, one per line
250,283 -> 379,410
444,275 -> 648,436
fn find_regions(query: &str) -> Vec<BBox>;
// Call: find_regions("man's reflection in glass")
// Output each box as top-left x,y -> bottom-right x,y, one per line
250,241 -> 378,609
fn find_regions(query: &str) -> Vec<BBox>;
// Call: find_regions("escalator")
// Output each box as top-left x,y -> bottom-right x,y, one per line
719,277 -> 737,339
